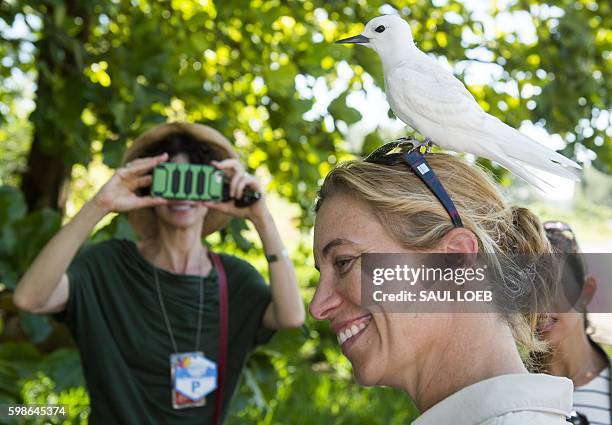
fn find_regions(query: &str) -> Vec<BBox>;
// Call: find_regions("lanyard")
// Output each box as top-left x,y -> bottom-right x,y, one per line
152,251 -> 228,425
154,266 -> 204,353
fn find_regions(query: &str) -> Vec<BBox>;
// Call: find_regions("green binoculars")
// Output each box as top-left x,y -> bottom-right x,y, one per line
151,163 -> 260,207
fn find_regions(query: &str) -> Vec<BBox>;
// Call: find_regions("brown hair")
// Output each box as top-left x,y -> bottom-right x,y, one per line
544,222 -> 591,333
315,153 -> 553,354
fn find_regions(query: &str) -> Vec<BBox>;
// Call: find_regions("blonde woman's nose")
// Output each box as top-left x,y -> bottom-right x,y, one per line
309,279 -> 342,320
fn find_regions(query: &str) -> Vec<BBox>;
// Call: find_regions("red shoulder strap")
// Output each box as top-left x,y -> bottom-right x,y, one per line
209,252 -> 228,425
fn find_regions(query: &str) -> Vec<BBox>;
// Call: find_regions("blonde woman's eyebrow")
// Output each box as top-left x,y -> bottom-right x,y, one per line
322,238 -> 354,258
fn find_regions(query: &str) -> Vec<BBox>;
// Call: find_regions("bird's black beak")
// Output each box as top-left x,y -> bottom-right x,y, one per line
335,34 -> 370,44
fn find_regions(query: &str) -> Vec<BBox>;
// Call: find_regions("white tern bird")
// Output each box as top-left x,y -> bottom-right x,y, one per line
337,15 -> 580,189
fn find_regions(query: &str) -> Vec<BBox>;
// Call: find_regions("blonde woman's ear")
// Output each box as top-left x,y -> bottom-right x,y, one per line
439,227 -> 479,254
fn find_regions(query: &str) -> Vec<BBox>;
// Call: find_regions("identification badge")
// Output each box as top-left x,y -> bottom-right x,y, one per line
170,352 -> 218,409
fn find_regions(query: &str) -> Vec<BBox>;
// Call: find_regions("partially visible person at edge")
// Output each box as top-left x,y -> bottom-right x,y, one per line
309,141 -> 573,425
537,221 -> 610,425
13,122 -> 305,424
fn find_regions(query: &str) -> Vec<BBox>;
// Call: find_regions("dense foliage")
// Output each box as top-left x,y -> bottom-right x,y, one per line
0,0 -> 609,423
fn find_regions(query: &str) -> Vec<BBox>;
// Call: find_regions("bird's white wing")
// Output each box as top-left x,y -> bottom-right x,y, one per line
385,54 -> 581,184
386,57 -> 487,132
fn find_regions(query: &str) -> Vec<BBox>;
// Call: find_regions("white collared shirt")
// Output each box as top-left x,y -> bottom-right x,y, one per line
413,373 -> 573,425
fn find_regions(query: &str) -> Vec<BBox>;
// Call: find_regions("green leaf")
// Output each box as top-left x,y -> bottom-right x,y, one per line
0,185 -> 26,225
90,214 -> 137,243
19,313 -> 53,344
361,129 -> 384,156
243,366 -> 268,411
0,342 -> 43,378
328,92 -> 362,125
110,101 -> 128,132
265,62 -> 299,97
0,260 -> 19,289
227,218 -> 254,252
13,209 -> 61,272
0,359 -> 20,402
43,349 -> 84,391
0,186 -> 26,258
102,138 -> 126,169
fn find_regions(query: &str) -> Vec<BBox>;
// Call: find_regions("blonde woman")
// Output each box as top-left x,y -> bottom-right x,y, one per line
309,139 -> 573,424
14,123 -> 304,424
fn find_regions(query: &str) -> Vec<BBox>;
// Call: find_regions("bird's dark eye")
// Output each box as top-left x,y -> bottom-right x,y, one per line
375,25 -> 386,33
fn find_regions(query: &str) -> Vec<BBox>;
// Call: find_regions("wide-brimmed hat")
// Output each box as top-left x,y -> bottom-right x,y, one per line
122,122 -> 238,238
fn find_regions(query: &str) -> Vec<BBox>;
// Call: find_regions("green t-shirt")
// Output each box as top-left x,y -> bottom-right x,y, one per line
56,238 -> 273,424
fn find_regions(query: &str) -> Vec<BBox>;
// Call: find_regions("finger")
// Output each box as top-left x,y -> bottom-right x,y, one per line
125,153 -> 168,176
212,159 -> 243,178
133,175 -> 152,189
125,155 -> 160,170
230,172 -> 247,199
201,201 -> 236,215
234,174 -> 250,199
116,168 -> 131,179
211,158 -> 242,169
135,196 -> 168,209
125,154 -> 167,176
240,174 -> 263,196
126,157 -> 147,167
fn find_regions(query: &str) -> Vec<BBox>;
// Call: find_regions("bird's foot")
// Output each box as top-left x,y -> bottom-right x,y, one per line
409,136 -> 433,154
393,136 -> 434,154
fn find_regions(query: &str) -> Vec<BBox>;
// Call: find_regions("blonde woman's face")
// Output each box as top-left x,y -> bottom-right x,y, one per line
310,194 -> 439,387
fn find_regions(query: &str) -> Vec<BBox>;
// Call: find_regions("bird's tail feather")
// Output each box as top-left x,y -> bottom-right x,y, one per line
484,117 -> 581,181
490,154 -> 554,191
506,149 -> 580,182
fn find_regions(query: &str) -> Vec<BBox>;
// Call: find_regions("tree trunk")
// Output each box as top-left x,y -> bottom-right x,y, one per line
19,0 -> 91,215
20,135 -> 71,215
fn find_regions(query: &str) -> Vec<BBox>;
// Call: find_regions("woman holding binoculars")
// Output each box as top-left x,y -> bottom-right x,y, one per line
14,122 -> 304,425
